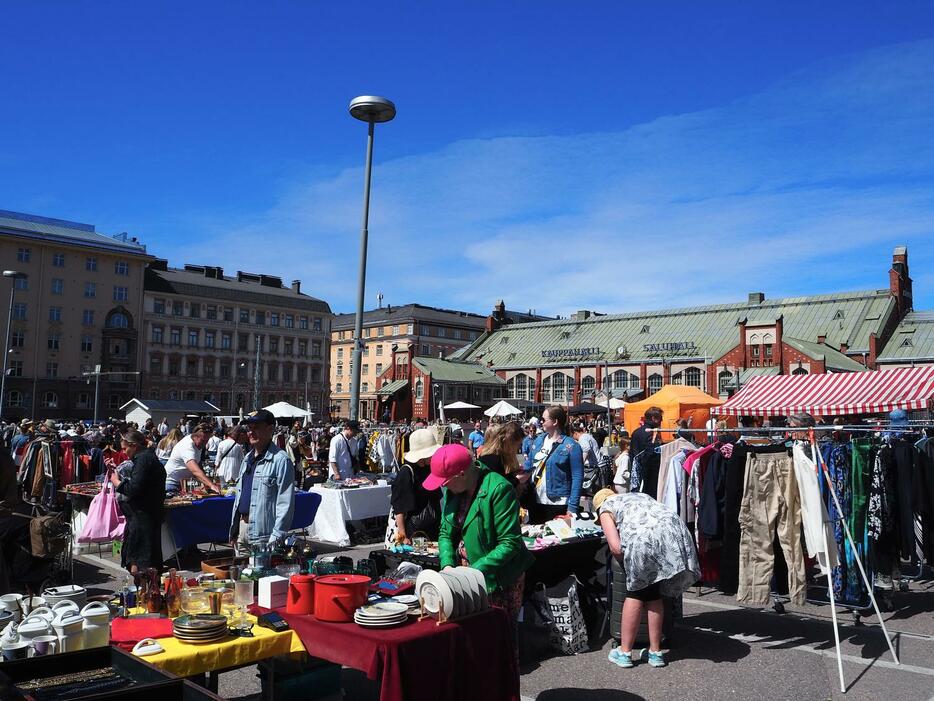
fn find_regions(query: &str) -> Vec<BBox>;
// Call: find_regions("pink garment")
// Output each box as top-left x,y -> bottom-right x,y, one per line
683,443 -> 718,475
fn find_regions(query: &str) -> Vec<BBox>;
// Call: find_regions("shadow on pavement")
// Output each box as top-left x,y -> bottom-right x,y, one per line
667,621 -> 751,663
535,689 -> 647,701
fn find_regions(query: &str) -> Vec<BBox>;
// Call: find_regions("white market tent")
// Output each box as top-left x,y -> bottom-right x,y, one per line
263,401 -> 310,419
444,401 -> 480,410
484,400 -> 522,417
596,397 -> 627,410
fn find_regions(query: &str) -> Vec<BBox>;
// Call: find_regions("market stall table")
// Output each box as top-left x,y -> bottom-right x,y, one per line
255,605 -> 519,701
304,483 -> 391,546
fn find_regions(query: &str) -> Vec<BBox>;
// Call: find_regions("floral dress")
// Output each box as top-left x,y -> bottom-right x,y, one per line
599,492 -> 700,596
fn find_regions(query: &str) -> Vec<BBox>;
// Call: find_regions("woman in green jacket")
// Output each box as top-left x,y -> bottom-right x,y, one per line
424,443 -> 534,624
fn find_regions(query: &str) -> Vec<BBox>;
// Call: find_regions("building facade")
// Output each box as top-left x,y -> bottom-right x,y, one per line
450,247 -> 915,405
329,302 -> 546,419
0,210 -> 152,420
142,262 -> 332,416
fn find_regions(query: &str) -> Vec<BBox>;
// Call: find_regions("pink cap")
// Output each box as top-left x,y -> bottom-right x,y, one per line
423,444 -> 473,491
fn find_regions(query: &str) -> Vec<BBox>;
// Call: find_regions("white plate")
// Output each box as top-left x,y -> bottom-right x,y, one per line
355,618 -> 408,628
390,594 -> 419,606
446,569 -> 474,617
357,601 -> 409,617
453,567 -> 482,612
459,566 -> 488,611
415,570 -> 453,618
355,613 -> 407,625
440,571 -> 469,618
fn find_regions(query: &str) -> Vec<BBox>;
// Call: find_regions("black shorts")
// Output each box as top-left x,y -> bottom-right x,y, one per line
627,582 -> 662,602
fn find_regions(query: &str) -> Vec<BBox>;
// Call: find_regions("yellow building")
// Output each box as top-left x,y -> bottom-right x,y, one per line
0,210 -> 152,420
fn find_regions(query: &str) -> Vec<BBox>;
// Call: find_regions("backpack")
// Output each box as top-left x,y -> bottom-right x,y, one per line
30,512 -> 69,558
581,451 -> 613,496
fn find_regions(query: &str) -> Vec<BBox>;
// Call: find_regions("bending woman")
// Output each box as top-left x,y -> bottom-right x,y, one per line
594,488 -> 700,669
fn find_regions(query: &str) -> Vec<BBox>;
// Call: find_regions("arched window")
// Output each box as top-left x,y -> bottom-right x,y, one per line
415,378 -> 424,401
7,390 -> 23,408
718,370 -> 734,393
685,367 -> 702,388
612,369 -> 639,390
41,391 -> 58,408
647,373 -> 663,395
671,371 -> 683,385
528,376 -> 536,401
515,374 -> 527,400
792,367 -> 808,376
582,376 -> 595,395
552,373 -> 570,402
107,312 -> 129,329
541,375 -> 552,403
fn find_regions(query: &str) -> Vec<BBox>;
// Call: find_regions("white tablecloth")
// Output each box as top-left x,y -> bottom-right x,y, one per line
304,484 -> 392,546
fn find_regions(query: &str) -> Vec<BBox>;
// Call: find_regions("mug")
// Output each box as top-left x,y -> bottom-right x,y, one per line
30,635 -> 57,657
0,595 -> 23,623
1,641 -> 30,661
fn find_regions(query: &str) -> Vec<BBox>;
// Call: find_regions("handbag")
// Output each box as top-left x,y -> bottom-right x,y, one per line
535,576 -> 590,655
77,473 -> 126,544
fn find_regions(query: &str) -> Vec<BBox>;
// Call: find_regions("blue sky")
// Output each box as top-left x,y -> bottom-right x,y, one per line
2,2 -> 934,316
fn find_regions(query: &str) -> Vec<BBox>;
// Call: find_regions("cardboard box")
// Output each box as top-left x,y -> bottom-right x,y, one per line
258,575 -> 289,609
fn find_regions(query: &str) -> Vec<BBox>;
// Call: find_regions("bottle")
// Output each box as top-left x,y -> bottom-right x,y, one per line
147,568 -> 164,614
165,568 -> 181,618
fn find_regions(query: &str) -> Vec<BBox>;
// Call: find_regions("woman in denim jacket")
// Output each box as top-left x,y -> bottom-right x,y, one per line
520,405 -> 584,523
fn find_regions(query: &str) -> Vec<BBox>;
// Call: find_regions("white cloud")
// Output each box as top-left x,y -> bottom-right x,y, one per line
184,39 -> 934,317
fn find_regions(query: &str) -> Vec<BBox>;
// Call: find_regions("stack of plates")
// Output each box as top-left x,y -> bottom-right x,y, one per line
388,594 -> 420,615
415,567 -> 488,621
173,614 -> 229,644
353,601 -> 410,628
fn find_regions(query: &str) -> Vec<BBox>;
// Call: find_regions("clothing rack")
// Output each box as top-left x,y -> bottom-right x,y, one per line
635,423 -> 916,692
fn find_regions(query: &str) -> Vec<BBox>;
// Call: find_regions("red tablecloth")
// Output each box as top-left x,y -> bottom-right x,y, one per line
255,606 -> 519,701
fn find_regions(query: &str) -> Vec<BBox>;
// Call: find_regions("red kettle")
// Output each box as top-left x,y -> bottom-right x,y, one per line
286,574 -> 316,615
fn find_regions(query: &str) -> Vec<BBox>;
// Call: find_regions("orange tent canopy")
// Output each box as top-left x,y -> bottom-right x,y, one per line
623,385 -> 724,436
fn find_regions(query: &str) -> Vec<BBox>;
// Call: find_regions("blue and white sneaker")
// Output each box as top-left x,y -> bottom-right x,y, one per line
644,649 -> 667,667
608,647 -> 635,668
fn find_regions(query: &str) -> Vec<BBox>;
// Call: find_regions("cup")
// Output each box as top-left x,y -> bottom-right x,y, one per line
206,588 -> 224,616
1,641 -> 30,661
29,635 -> 57,657
0,594 -> 23,623
124,585 -> 138,609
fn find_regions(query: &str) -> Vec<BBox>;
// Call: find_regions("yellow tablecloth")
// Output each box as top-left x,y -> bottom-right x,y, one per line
142,614 -> 306,677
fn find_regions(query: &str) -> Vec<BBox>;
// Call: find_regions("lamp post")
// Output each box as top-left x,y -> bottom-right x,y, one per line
348,95 -> 396,422
253,334 -> 262,410
0,271 -> 26,420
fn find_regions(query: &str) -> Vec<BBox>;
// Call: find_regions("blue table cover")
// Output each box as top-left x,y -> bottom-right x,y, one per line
166,491 -> 322,548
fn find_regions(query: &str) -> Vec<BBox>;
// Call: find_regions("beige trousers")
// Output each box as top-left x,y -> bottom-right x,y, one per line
737,451 -> 805,605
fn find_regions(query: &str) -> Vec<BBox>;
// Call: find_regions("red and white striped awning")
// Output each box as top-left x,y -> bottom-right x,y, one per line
713,367 -> 934,417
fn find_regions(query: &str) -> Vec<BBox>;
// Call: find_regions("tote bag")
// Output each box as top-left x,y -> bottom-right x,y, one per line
77,475 -> 126,544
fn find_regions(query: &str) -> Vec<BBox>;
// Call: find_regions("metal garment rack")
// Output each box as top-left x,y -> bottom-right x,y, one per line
638,423 -> 926,693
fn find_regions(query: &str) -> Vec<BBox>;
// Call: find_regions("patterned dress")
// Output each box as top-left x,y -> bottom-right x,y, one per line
599,492 -> 701,596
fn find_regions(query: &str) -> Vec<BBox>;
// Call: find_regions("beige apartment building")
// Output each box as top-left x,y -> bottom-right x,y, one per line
142,261 -> 332,417
0,210 -> 152,420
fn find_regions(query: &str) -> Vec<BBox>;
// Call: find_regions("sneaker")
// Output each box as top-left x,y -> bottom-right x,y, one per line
645,650 -> 667,668
608,647 -> 635,668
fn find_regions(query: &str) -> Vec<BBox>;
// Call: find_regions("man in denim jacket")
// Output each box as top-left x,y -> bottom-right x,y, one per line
229,409 -> 295,554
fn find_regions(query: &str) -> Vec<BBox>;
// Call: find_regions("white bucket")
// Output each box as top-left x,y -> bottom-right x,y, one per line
17,611 -> 55,642
43,585 -> 87,610
52,611 -> 85,653
80,602 -> 111,649
20,595 -> 47,615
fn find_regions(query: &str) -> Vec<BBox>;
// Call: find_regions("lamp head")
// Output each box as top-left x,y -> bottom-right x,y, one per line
349,96 -> 396,123
2,271 -> 26,279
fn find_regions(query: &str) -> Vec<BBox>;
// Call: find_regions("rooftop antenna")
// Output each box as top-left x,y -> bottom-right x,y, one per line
377,292 -> 384,309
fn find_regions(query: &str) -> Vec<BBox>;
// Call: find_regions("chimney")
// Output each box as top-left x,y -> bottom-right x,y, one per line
748,292 -> 765,305
291,280 -> 301,294
889,246 -> 912,317
817,335 -> 826,345
839,342 -> 848,354
775,315 -> 784,370
487,300 -> 508,333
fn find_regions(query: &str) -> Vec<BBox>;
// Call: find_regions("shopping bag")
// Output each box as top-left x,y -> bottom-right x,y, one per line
535,576 -> 590,655
77,477 -> 126,544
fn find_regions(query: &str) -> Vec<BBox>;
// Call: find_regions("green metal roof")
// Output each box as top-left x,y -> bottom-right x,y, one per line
458,290 -> 896,370
412,357 -> 505,384
783,337 -> 868,372
878,311 -> 934,362
723,365 -> 780,389
376,379 -> 408,395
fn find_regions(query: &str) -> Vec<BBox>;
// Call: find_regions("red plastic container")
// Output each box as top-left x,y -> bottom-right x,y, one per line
313,574 -> 371,622
286,574 -> 316,615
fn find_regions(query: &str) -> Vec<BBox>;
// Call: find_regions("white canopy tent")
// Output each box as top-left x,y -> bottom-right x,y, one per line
596,397 -> 627,410
263,401 -> 310,419
484,400 -> 522,417
444,401 -> 480,410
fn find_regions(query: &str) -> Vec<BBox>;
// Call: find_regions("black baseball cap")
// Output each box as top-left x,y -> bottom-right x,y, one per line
243,409 -> 276,426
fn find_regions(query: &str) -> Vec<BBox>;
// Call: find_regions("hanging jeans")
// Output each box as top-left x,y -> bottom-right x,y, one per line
738,451 -> 805,605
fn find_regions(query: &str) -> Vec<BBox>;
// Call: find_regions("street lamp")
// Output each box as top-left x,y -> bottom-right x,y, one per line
0,271 -> 26,420
348,95 -> 396,422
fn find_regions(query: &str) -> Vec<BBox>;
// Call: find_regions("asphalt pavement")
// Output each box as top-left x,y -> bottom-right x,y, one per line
76,548 -> 934,701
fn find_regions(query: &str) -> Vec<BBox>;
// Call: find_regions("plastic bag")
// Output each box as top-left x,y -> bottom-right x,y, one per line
534,575 -> 590,655
77,477 -> 126,544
